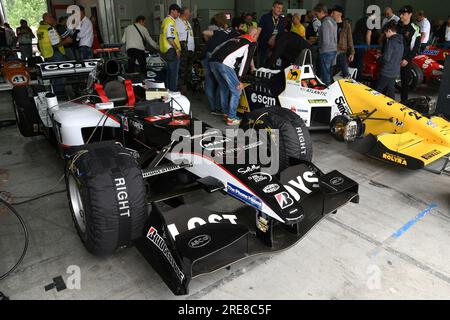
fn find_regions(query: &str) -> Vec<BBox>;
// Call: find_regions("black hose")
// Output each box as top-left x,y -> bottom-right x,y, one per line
0,197 -> 29,281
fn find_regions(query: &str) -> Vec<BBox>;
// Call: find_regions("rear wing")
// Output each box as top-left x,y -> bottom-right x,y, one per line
37,59 -> 101,80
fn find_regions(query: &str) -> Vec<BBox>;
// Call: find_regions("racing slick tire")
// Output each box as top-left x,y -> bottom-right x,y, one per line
12,85 -> 43,137
396,63 -> 423,91
240,107 -> 313,172
66,142 -> 148,256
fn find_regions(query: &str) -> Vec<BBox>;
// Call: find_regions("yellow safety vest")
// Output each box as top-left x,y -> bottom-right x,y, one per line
291,23 -> 306,38
159,16 -> 180,54
241,21 -> 258,34
37,22 -> 65,59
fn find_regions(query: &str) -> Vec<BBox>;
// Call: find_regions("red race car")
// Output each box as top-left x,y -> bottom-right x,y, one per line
421,45 -> 450,64
362,48 -> 444,90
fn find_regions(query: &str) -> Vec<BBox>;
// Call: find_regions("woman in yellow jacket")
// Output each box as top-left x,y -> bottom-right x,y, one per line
291,13 -> 306,38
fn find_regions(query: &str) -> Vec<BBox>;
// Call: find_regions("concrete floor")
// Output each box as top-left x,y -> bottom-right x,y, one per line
0,85 -> 449,300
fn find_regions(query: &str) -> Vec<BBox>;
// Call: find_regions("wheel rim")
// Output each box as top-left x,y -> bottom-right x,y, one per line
332,122 -> 346,137
68,175 -> 86,234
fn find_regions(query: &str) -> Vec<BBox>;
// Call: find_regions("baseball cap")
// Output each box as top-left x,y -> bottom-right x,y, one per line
169,3 -> 181,12
331,5 -> 344,14
398,5 -> 414,14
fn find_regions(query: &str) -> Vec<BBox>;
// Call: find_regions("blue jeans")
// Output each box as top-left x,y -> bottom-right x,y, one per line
319,51 -> 336,85
210,62 -> 241,120
79,46 -> 93,59
201,57 -> 223,112
335,52 -> 350,78
46,50 -> 66,93
166,58 -> 180,92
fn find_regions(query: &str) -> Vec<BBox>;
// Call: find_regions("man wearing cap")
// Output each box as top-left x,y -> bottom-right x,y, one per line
160,4 -> 182,92
331,6 -> 354,78
397,5 -> 420,102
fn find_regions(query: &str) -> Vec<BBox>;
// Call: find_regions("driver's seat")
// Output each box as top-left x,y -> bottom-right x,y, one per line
95,79 -> 136,106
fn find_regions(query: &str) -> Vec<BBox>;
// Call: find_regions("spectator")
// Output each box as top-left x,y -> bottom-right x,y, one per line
305,10 -> 321,43
314,3 -> 337,85
122,15 -> 159,74
37,12 -> 71,93
291,13 -> 306,38
375,22 -> 404,99
256,1 -> 285,67
37,13 -> 70,62
397,5 -> 420,102
210,27 -> 258,125
432,19 -> 445,43
331,6 -> 354,79
445,16 -> 450,48
3,23 -> 16,48
160,4 -> 182,92
241,13 -> 258,34
16,20 -> 34,63
201,13 -> 239,115
416,11 -> 431,51
91,16 -> 103,51
176,7 -> 195,91
56,16 -> 77,60
352,13 -> 376,81
285,13 -> 293,32
76,6 -> 94,59
265,28 -> 311,69
382,7 -> 400,27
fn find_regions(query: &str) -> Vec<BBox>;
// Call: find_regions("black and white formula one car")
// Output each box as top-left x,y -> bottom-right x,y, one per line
12,59 -> 359,295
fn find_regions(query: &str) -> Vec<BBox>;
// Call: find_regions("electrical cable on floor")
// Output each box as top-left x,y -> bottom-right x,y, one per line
0,197 -> 29,281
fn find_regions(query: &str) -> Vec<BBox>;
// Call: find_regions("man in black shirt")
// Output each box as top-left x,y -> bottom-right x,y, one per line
397,5 -> 420,102
256,1 -> 285,67
265,30 -> 311,69
352,13 -> 376,81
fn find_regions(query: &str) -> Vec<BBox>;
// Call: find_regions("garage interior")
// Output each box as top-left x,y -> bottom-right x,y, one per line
0,0 -> 449,300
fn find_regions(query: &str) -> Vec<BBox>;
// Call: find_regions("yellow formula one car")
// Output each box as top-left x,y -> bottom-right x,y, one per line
238,63 -> 450,171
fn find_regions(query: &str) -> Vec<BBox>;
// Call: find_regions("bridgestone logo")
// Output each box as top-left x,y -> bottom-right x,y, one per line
251,93 -> 276,106
147,227 -> 185,282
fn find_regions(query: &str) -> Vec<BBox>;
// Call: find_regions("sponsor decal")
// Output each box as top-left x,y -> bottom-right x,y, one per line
145,111 -> 185,122
263,184 -> 280,194
382,153 -> 408,166
275,192 -> 294,210
282,171 -> 319,202
188,235 -> 212,249
426,120 -> 438,128
335,96 -> 348,115
250,93 -> 276,106
122,116 -> 129,132
422,50 -> 439,56
248,172 -> 273,183
238,165 -> 261,175
215,141 -> 263,157
292,107 -> 309,113
146,227 -> 185,282
247,118 -> 265,126
308,99 -> 328,104
421,149 -> 442,160
168,214 -> 238,238
200,135 -> 232,151
114,178 -> 130,218
130,119 -> 144,133
41,61 -> 98,71
287,68 -> 301,81
257,216 -> 269,233
227,183 -> 262,210
11,74 -> 28,85
330,177 -> 344,186
299,87 -> 327,97
183,129 -> 222,140
395,119 -> 404,127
